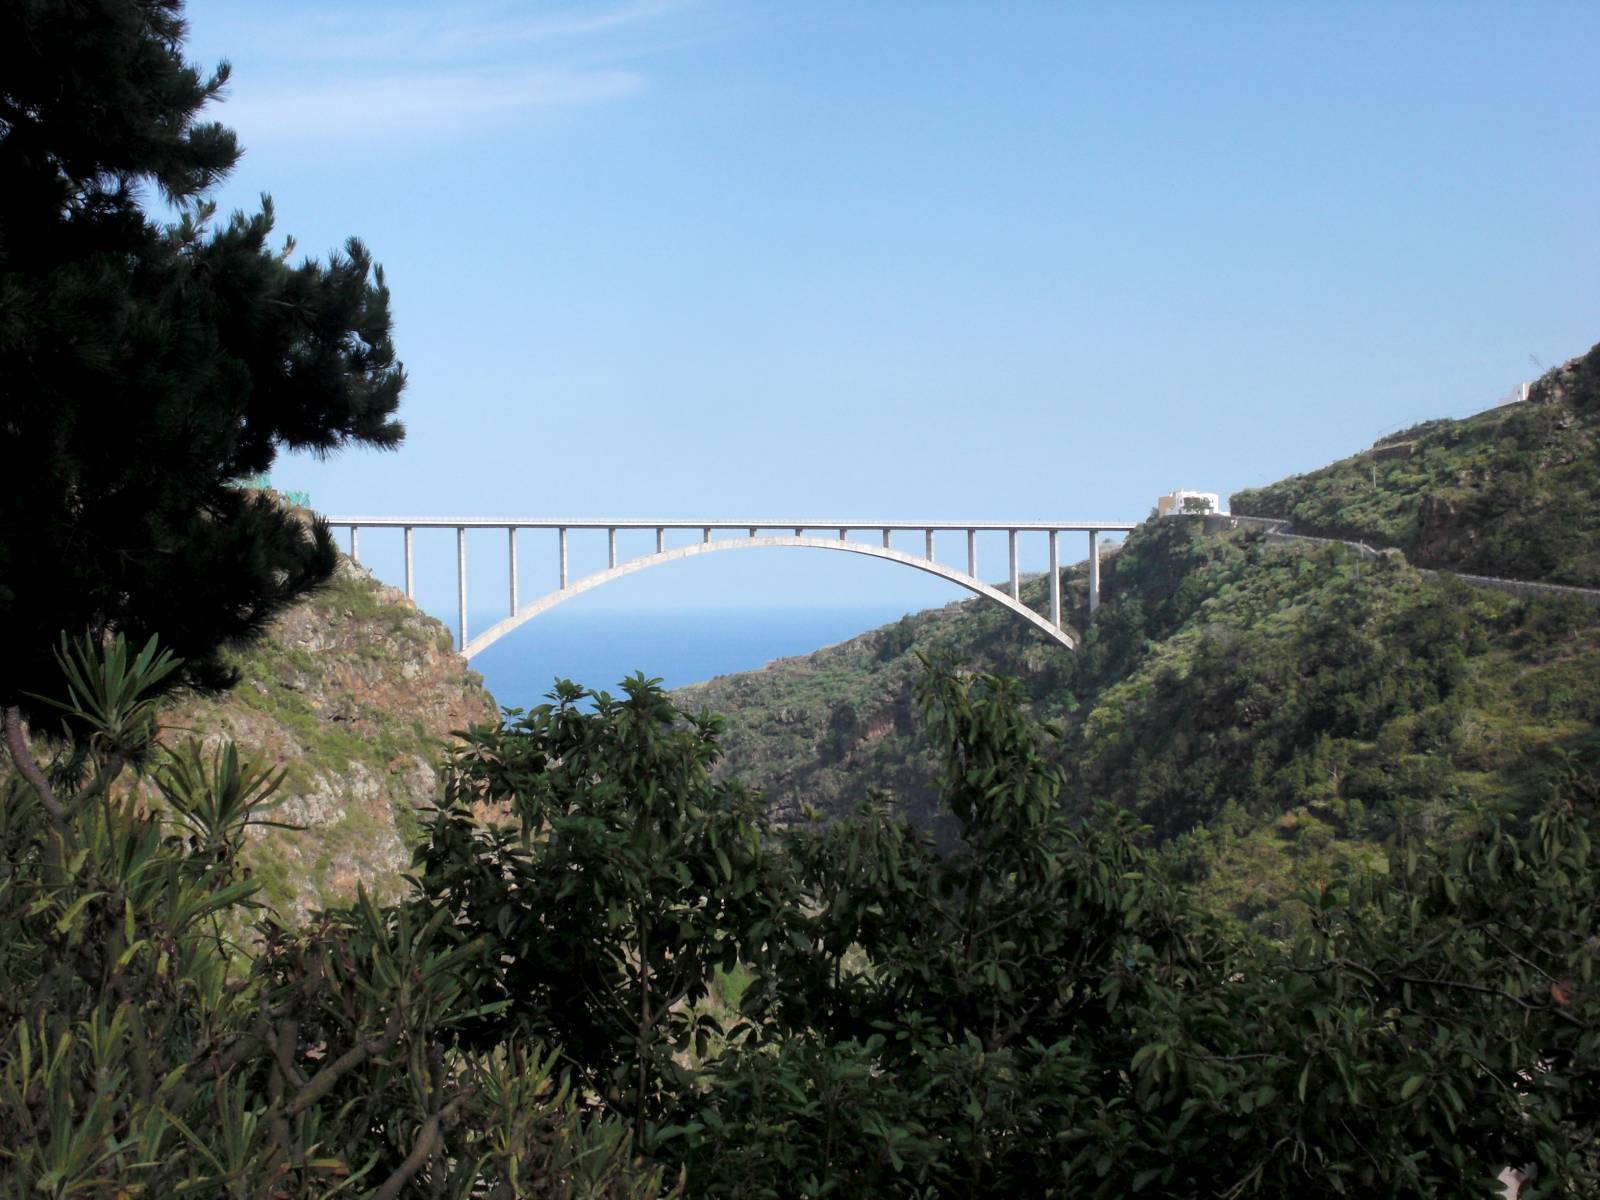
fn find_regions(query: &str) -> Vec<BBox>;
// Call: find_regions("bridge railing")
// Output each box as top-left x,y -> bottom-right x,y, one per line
325,519 -> 1137,656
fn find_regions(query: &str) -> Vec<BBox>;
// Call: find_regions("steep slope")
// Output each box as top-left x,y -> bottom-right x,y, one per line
690,523 -> 1600,923
166,558 -> 497,916
681,346 -> 1600,925
1231,341 -> 1600,585
681,565 -> 1092,834
1065,520 -> 1598,915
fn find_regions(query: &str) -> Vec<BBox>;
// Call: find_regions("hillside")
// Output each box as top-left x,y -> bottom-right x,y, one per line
680,567 -> 1090,835
1232,341 -> 1600,585
683,350 -> 1600,925
165,557 -> 496,915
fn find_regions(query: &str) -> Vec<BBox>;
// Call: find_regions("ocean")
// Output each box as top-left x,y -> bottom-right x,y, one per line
465,605 -> 913,713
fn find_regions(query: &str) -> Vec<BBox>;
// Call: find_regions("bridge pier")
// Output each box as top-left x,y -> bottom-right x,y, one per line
559,527 -> 568,589
1008,530 -> 1019,599
1049,531 -> 1061,628
608,527 -> 617,569
403,526 -> 414,598
967,529 -> 976,577
1088,530 -> 1100,614
508,527 -> 518,614
349,526 -> 360,563
456,526 -> 467,652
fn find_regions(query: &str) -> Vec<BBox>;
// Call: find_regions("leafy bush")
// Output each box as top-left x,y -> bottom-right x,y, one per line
416,663 -> 1600,1196
0,636 -> 667,1198
5,635 -> 1598,1195
411,676 -> 796,1149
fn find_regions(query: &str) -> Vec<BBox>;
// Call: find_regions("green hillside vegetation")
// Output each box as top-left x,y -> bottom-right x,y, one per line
1065,520 -> 1600,923
1231,341 -> 1600,585
14,637 -> 1595,1195
0,559 -> 493,916
164,557 -> 497,915
9,374 -> 1600,1194
680,565 -> 1094,834
22,5 -> 1599,1192
687,347 -> 1600,928
691,520 -> 1600,927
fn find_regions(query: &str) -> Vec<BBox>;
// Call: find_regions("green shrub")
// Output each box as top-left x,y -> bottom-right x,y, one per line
0,636 -> 667,1198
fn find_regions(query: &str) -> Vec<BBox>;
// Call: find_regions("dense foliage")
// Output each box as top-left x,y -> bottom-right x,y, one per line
690,340 -> 1600,897
411,666 -> 1600,1196
0,0 -> 406,724
4,5 -> 1596,1195
4,633 -> 1598,1194
413,677 -> 794,1146
0,636 -> 669,1197
1073,524 -> 1589,803
689,517 -> 1600,924
1231,342 -> 1600,586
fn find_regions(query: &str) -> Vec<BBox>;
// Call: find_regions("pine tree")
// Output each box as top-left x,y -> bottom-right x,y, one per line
0,0 -> 406,726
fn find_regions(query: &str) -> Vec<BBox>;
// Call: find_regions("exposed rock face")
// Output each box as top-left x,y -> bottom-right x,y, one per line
167,559 -> 497,917
1533,344 -> 1600,412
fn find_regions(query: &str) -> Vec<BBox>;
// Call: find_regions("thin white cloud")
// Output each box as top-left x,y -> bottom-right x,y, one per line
317,0 -> 694,63
224,68 -> 643,140
207,0 -> 694,143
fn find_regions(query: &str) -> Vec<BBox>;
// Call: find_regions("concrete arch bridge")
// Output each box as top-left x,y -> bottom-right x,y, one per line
324,518 -> 1138,659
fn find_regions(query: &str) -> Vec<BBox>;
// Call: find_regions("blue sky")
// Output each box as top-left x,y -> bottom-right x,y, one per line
182,0 -> 1598,632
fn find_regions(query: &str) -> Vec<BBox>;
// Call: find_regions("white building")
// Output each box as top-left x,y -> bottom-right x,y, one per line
1156,489 -> 1223,517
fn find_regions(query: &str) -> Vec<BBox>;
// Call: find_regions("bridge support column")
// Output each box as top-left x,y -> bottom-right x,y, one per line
1008,530 -> 1019,599
508,527 -> 518,615
456,527 -> 468,654
350,526 -> 360,563
749,527 -> 757,538
1088,530 -> 1101,615
559,528 -> 568,589
403,526 -> 413,598
656,527 -> 665,553
1049,530 -> 1061,628
925,529 -> 935,561
967,529 -> 976,578
608,528 -> 617,569
838,527 -> 847,541
882,528 -> 891,549
703,527 -> 711,544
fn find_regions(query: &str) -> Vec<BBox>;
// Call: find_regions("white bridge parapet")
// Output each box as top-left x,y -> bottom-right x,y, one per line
325,518 -> 1138,659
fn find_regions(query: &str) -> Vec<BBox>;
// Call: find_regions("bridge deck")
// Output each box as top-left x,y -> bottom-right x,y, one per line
323,517 -> 1135,658
327,518 -> 1139,531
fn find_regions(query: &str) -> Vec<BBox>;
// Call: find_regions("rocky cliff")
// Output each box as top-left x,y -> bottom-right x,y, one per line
166,557 -> 497,917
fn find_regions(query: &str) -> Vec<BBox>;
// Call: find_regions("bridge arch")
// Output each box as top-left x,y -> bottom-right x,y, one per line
462,535 -> 1075,658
